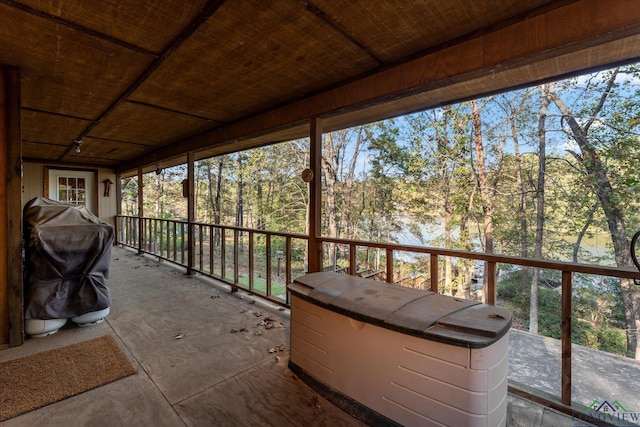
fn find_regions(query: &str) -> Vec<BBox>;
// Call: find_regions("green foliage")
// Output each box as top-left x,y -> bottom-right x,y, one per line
498,270 -> 627,356
122,63 -> 640,357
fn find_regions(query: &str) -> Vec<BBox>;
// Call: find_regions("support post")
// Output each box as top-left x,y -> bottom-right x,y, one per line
308,117 -> 323,273
115,172 -> 122,244
1,68 -> 23,347
561,270 -> 572,405
187,152 -> 195,275
137,167 -> 144,254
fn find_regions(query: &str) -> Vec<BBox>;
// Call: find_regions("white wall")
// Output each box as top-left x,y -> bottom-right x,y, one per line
23,162 -> 118,225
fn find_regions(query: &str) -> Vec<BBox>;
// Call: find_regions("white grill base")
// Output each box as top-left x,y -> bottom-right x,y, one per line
290,295 -> 508,427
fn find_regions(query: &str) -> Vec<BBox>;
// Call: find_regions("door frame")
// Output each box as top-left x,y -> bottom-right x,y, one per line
43,166 -> 100,216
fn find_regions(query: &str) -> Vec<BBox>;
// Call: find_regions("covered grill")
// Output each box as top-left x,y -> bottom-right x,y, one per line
23,197 -> 113,334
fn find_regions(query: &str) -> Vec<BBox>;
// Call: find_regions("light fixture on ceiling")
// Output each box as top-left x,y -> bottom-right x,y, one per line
74,140 -> 82,154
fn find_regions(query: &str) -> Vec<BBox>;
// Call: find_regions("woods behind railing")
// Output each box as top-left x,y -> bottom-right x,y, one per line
116,214 -> 640,411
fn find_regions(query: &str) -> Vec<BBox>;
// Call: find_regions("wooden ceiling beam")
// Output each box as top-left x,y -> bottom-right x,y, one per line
297,0 -> 384,66
118,0 -> 640,173
59,0 -> 228,162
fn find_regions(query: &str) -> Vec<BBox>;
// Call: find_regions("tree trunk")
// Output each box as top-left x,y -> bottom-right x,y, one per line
530,86 -> 552,335
471,100 -> 494,304
547,71 -> 639,358
511,109 -> 529,291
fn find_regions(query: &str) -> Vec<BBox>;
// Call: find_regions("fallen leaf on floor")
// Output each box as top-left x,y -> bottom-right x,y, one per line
268,344 -> 287,353
488,313 -> 506,319
174,333 -> 185,339
275,355 -> 281,363
253,311 -> 264,317
308,394 -> 321,409
255,330 -> 263,336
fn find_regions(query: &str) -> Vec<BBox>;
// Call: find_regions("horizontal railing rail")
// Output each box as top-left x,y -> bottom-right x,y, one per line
116,215 -> 308,307
116,214 -> 640,417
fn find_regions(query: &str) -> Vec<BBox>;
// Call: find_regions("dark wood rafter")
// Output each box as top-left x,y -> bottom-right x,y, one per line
21,106 -> 95,122
117,0 -> 640,174
76,135 -> 156,147
297,0 -> 385,66
124,100 -> 222,123
59,0 -> 228,161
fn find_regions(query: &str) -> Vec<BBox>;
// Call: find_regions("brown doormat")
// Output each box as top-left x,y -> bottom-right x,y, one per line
0,334 -> 136,421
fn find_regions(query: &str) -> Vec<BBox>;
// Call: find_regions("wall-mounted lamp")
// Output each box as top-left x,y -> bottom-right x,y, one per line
103,178 -> 113,197
155,165 -> 162,175
74,140 -> 82,154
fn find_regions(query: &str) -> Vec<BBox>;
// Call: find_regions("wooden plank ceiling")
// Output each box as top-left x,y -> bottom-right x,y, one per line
1,0 -> 639,175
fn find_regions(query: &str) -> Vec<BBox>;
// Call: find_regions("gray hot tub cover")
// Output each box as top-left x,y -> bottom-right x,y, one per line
24,197 -> 113,320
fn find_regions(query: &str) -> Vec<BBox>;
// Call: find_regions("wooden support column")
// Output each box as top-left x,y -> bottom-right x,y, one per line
561,270 -> 572,405
137,167 -> 144,254
308,117 -> 323,273
0,68 -> 23,347
115,172 -> 122,244
187,152 -> 195,275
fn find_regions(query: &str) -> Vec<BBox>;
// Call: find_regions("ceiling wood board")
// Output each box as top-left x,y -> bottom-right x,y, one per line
21,109 -> 93,145
129,0 -> 378,122
22,141 -> 68,160
0,3 -> 153,118
88,102 -> 218,145
14,0 -> 211,54
313,0 -> 557,64
119,0 -> 640,173
69,137 -> 155,161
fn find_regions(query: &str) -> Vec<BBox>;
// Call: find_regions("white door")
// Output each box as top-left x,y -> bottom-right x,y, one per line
48,169 -> 95,213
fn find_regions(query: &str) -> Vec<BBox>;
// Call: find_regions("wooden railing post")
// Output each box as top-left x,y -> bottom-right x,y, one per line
430,254 -> 439,292
486,261 -> 496,305
209,225 -> 214,275
249,231 -> 254,290
266,235 -> 272,296
349,243 -> 357,275
233,229 -> 239,285
285,236 -> 292,304
221,228 -> 226,281
386,248 -> 393,283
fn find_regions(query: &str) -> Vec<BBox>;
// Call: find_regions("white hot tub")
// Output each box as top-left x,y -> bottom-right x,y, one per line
288,272 -> 512,427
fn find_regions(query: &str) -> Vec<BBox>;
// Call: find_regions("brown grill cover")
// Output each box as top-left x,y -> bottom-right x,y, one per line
24,197 -> 113,320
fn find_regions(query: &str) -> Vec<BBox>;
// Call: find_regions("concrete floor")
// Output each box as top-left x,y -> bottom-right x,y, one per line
2,246 -> 366,427
1,246 -> 612,426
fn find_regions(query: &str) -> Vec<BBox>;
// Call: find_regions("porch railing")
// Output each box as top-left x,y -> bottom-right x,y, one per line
116,214 -> 640,417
